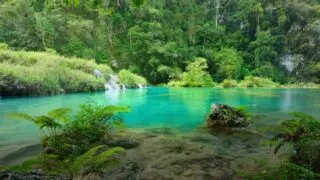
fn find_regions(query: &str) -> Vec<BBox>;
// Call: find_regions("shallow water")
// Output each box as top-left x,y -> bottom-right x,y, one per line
1,87 -> 320,159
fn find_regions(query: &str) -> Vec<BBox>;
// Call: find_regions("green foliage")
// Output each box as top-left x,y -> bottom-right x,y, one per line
7,102 -> 129,167
239,76 -> 280,88
53,103 -> 129,159
221,79 -> 238,88
8,108 -> 71,137
271,112 -> 320,171
236,106 -> 251,121
4,158 -> 40,172
252,62 -> 285,83
0,43 -> 9,50
118,69 -> 147,88
213,48 -> 243,81
71,145 -> 125,175
1,0 -> 320,85
168,58 -> 215,87
0,0 -> 320,86
276,163 -> 320,179
0,49 -> 112,96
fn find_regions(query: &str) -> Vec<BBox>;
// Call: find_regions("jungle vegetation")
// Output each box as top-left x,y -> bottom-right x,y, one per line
0,0 -> 319,88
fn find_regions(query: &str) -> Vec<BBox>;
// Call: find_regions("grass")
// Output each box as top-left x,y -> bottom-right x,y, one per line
0,49 -> 113,96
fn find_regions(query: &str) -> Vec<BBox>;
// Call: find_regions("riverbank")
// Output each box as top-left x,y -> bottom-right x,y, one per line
0,127 -> 281,179
0,49 -> 147,97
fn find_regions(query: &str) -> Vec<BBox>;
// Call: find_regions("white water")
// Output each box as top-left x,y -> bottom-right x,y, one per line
138,83 -> 143,89
105,74 -> 119,91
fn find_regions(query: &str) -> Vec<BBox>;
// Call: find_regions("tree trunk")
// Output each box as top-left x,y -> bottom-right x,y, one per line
215,0 -> 220,28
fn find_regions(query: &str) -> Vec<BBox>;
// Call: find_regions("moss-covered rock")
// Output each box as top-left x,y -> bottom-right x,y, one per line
206,104 -> 249,128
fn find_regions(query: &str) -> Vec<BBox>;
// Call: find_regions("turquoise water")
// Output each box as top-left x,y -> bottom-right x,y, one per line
1,87 -> 320,156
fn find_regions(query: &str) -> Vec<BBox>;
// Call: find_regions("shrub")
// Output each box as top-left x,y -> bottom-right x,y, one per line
168,58 -> 216,87
167,80 -> 188,87
0,49 -> 112,96
221,79 -> 238,88
271,112 -> 320,172
239,76 -> 279,88
0,43 -> 9,50
118,69 -> 147,88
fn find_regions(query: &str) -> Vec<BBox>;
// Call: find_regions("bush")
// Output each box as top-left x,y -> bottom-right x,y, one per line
118,69 -> 147,88
0,43 -> 9,50
0,49 -> 112,96
239,76 -> 280,88
168,58 -> 216,87
221,79 -> 238,88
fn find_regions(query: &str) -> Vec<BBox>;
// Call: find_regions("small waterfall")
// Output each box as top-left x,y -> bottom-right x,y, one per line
105,74 -> 119,91
122,84 -> 126,90
138,83 -> 143,89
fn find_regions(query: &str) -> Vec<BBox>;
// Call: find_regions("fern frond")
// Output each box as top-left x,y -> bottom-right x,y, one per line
48,108 -> 72,123
72,146 -> 125,174
36,116 -> 62,129
71,145 -> 106,173
7,112 -> 35,122
102,106 -> 130,115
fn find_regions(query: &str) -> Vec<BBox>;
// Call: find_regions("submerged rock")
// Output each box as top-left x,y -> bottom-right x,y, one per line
206,104 -> 248,128
0,170 -> 70,180
107,138 -> 140,149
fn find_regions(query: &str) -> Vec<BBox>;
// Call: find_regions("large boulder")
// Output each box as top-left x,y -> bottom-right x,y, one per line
206,104 -> 248,128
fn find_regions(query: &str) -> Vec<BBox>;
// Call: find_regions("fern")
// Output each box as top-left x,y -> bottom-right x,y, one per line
8,108 -> 71,137
271,112 -> 320,172
278,163 -> 320,179
71,145 -> 125,175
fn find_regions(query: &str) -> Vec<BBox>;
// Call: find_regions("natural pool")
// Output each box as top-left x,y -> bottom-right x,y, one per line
1,87 -> 320,161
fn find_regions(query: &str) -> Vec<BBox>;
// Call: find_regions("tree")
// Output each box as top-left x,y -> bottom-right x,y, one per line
213,48 -> 243,81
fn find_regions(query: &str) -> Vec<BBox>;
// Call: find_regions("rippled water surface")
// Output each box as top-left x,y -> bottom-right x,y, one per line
1,87 -> 320,158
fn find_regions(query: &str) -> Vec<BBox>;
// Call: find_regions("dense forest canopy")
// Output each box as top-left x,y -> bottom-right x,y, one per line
0,0 -> 319,84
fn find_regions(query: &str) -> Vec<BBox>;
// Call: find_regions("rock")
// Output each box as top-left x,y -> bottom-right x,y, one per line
107,138 -> 140,149
206,104 -> 248,128
59,88 -> 66,94
0,170 -> 70,180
